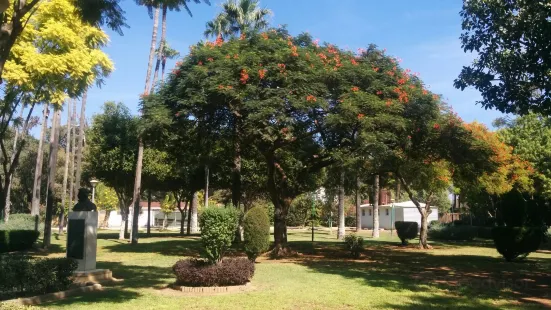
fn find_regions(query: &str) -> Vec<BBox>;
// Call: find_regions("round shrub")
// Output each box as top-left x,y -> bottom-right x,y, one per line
0,230 -> 40,253
199,207 -> 239,264
344,234 -> 364,258
395,221 -> 418,245
172,257 -> 254,287
243,206 -> 270,262
428,224 -> 477,241
492,226 -> 543,261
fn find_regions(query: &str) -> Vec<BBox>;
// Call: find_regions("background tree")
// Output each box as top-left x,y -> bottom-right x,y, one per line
95,183 -> 118,228
454,0 -> 551,115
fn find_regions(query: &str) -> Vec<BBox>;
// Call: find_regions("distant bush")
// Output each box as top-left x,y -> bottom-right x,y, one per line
0,214 -> 40,231
428,220 -> 440,228
428,224 -> 477,241
172,257 -> 254,287
243,207 -> 270,262
453,220 -> 466,226
395,221 -> 418,245
199,207 -> 239,264
345,216 -> 356,228
0,230 -> 40,253
0,255 -> 77,300
477,226 -> 493,239
343,234 -> 364,258
492,226 -> 544,261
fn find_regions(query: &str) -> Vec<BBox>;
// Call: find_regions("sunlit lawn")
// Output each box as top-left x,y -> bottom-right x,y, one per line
31,228 -> 551,310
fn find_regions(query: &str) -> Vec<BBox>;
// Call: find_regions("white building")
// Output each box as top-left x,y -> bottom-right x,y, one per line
360,200 -> 438,230
101,201 -> 186,229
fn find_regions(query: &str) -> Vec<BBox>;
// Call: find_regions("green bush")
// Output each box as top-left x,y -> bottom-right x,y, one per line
428,224 -> 477,241
395,221 -> 418,245
492,226 -> 543,261
343,234 -> 364,258
243,207 -> 270,262
0,255 -> 77,300
345,216 -> 356,227
0,214 -> 40,231
428,220 -> 440,228
0,230 -> 40,253
199,207 -> 239,264
477,226 -> 493,239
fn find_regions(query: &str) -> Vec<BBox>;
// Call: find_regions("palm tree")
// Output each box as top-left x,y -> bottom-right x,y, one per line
152,40 -> 180,88
203,0 -> 271,210
130,0 -> 210,244
31,104 -> 49,216
204,0 -> 271,39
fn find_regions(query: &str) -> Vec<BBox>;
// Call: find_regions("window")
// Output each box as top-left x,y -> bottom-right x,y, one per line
386,209 -> 389,216
362,209 -> 365,216
369,209 -> 372,216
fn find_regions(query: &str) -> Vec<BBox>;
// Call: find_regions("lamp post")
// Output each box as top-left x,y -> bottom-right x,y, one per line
390,198 -> 395,237
90,179 -> 99,203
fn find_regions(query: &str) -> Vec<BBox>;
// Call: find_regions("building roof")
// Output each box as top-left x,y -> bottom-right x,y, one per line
360,200 -> 436,209
139,201 -> 161,210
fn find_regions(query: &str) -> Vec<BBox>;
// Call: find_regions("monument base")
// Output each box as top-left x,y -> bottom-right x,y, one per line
73,269 -> 119,284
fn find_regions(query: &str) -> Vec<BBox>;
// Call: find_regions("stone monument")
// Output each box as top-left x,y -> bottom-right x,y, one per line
67,188 -> 114,283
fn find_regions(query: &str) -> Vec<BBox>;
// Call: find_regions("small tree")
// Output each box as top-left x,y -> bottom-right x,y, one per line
95,183 -> 118,228
199,207 -> 239,264
243,206 -> 270,261
160,193 -> 176,230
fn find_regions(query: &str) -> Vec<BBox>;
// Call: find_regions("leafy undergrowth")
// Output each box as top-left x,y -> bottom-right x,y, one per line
31,228 -> 551,310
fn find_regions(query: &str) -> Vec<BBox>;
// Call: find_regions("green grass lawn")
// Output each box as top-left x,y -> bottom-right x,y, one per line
31,228 -> 551,310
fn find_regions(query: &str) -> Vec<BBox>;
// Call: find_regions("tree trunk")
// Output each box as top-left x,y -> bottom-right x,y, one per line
124,211 -> 129,238
44,110 -> 60,248
130,139 -> 144,244
337,169 -> 345,240
147,190 -> 152,235
119,215 -> 126,240
372,174 -> 380,238
419,210 -> 429,249
187,196 -> 192,235
4,107 -> 25,221
102,209 -> 111,228
232,116 -> 242,209
178,200 -> 188,236
59,100 -> 72,234
151,5 -> 167,90
31,104 -> 49,216
74,91 -> 87,199
144,6 -> 160,95
355,174 -> 361,232
68,100 -> 77,208
161,59 -> 166,82
204,165 -> 209,207
190,191 -> 198,233
163,213 -> 167,230
395,176 -> 401,202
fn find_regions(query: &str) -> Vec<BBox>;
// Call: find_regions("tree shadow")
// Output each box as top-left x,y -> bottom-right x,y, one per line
103,239 -> 203,257
96,231 -> 200,240
296,246 -> 551,308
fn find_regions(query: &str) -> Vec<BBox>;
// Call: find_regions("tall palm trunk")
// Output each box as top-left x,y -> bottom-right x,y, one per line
190,191 -> 198,233
372,174 -> 380,238
44,110 -> 60,248
355,174 -> 361,232
232,116 -> 242,208
59,100 -> 72,234
31,104 -> 50,215
337,169 -> 345,240
204,165 -> 209,207
147,190 -> 152,235
68,100 -> 77,207
151,4 -> 167,89
4,107 -> 24,221
74,91 -> 87,198
131,5 -> 161,245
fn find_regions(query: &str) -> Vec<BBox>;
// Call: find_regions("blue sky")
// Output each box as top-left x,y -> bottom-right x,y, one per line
83,0 -> 504,128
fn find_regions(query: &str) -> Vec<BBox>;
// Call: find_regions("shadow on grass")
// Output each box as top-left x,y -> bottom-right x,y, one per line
96,230 -> 200,240
44,262 -> 172,307
103,239 -> 203,257
296,246 -> 551,309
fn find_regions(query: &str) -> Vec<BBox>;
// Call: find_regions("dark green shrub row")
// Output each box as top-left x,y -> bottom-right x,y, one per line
0,230 -> 39,253
199,207 -> 239,264
172,257 -> 254,287
343,234 -> 364,258
395,221 -> 418,245
344,216 -> 356,228
0,214 -> 40,232
492,226 -> 544,261
428,224 -> 478,241
477,226 -> 493,239
243,207 -> 270,262
0,255 -> 77,300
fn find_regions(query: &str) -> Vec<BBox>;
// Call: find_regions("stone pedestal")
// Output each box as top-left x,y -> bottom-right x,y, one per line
67,212 -> 98,271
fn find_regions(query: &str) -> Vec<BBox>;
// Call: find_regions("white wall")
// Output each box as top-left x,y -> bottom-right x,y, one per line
107,210 -> 161,228
360,206 -> 438,230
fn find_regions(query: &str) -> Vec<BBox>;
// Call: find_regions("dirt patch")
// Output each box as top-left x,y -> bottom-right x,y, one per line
156,283 -> 254,297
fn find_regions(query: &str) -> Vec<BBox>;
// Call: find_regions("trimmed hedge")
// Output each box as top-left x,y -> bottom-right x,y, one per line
492,226 -> 543,261
243,207 -> 270,262
428,224 -> 478,241
0,230 -> 40,253
0,214 -> 40,231
344,234 -> 364,258
199,207 -> 239,264
477,226 -> 493,239
0,255 -> 77,300
395,221 -> 418,245
172,257 -> 254,287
